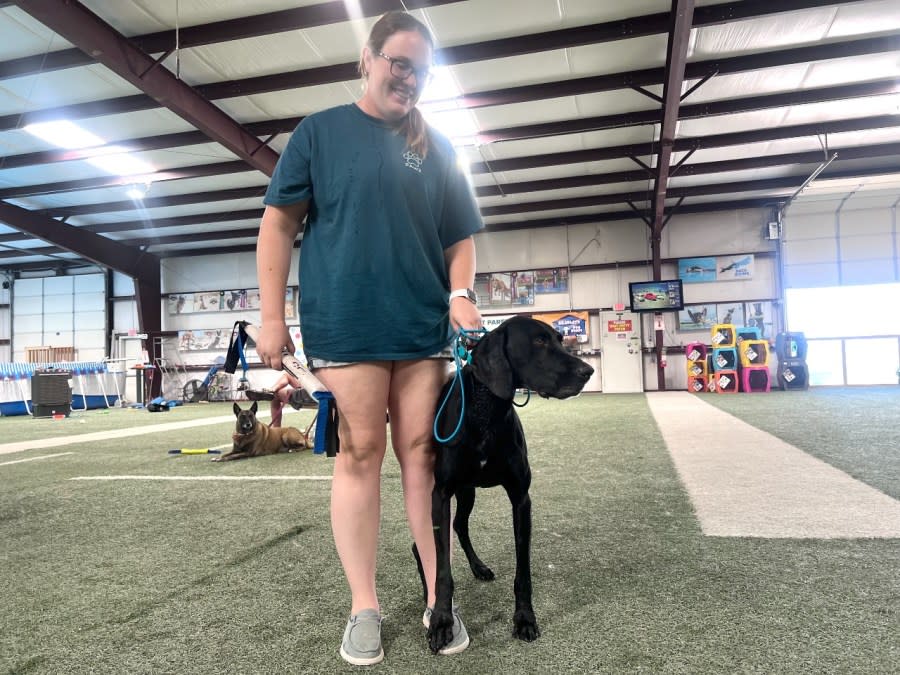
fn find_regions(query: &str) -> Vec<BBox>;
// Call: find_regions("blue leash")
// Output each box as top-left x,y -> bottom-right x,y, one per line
433,328 -> 486,444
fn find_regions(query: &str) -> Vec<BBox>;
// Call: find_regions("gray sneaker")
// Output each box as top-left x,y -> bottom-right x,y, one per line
340,608 -> 384,666
423,604 -> 470,655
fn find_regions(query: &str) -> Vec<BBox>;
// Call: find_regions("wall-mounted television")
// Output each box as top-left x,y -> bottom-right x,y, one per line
628,279 -> 685,313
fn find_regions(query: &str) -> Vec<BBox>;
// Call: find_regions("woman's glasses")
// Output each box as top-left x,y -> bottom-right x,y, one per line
376,51 -> 433,86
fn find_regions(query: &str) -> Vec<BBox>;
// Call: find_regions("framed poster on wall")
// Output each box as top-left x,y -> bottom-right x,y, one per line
512,271 -> 535,305
678,304 -> 718,331
743,301 -> 774,338
716,303 -> 744,326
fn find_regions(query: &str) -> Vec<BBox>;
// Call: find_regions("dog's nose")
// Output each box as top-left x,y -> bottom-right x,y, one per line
577,363 -> 594,379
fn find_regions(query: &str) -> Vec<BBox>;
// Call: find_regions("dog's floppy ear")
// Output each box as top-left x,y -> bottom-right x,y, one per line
470,326 -> 515,399
233,402 -> 241,416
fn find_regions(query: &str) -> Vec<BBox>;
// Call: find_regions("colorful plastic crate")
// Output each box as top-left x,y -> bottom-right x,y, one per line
739,339 -> 770,367
714,369 -> 740,393
741,366 -> 771,393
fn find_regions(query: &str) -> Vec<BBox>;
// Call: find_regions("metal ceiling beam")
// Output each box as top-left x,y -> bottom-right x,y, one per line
1,118 -> 303,170
471,79 -> 900,144
41,186 -> 266,219
81,209 -> 263,235
151,197 -> 784,258
0,200 -> 160,286
473,140 -> 900,198
0,161 -> 251,200
0,227 -> 259,258
0,197 -> 781,267
0,191 -> 162,332
452,34 -> 900,110
469,114 -> 900,175
0,0 -> 863,81
652,0 -> 695,245
6,78 -> 899,171
11,0 -> 280,177
477,163 -> 900,218
4,138 -> 899,245
27,127 -> 900,225
3,7 -> 892,132
0,0 -> 465,81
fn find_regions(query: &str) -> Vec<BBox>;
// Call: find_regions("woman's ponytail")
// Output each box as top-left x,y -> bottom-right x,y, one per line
403,106 -> 429,159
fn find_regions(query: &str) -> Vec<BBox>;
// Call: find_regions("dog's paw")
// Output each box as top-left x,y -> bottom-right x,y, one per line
471,563 -> 495,581
427,612 -> 455,654
210,456 -> 221,462
512,610 -> 540,642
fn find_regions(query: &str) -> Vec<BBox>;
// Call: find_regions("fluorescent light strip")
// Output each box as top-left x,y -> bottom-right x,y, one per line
23,120 -> 104,149
25,119 -> 155,178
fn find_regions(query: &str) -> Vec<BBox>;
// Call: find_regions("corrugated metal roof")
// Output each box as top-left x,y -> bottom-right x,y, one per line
0,0 -> 898,272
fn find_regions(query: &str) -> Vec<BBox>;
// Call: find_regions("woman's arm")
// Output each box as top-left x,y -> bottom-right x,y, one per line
444,236 -> 482,331
256,202 -> 308,369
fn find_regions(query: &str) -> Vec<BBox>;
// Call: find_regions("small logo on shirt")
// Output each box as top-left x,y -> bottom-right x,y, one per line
403,150 -> 424,173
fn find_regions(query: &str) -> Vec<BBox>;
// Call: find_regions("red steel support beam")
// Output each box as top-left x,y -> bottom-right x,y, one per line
0,198 -> 163,367
11,0 -> 280,177
651,0 -> 695,391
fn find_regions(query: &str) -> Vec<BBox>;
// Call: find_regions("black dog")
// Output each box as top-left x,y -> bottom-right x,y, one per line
416,316 -> 594,653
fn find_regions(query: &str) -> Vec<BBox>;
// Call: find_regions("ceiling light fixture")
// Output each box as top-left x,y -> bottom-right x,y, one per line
24,120 -> 156,178
125,181 -> 152,200
419,66 -> 480,149
23,120 -> 104,149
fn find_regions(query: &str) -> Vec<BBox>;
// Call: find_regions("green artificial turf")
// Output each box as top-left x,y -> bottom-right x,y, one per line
1,401 -> 264,444
1,391 -> 897,674
699,386 -> 900,500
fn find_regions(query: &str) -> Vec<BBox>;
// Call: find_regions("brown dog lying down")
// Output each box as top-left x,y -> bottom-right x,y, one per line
212,401 -> 310,462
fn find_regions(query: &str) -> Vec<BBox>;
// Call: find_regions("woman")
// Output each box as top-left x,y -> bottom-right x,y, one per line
254,11 -> 483,666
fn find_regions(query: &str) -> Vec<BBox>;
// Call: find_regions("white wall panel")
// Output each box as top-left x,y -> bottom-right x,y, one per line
112,272 -> 134,297
839,209 -> 891,235
783,238 -> 838,265
841,260 -> 897,285
112,300 -> 139,333
528,226 -> 570,268
74,273 -> 105,294
474,229 -> 536,271
839,234 -> 894,260
43,313 -> 73,333
12,314 -> 42,332
14,278 -> 43,297
784,213 -> 835,240
160,251 -> 266,294
74,292 -> 105,312
568,221 -> 648,266
785,200 -> 900,288
664,208 -> 768,257
783,262 -> 840,287
74,311 -> 105,330
42,276 -> 74,294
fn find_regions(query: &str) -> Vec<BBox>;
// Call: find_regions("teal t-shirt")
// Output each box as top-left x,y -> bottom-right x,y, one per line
264,104 -> 484,361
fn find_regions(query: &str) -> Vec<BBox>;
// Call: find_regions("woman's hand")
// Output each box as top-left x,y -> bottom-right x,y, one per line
449,296 -> 482,333
255,321 -> 294,370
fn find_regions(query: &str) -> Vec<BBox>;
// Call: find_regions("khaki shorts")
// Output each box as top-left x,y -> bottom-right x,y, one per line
308,345 -> 454,370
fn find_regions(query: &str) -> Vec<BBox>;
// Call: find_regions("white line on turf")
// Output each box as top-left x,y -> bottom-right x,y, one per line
69,475 -> 332,481
0,452 -> 74,467
646,391 -> 900,538
0,407 -> 307,456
